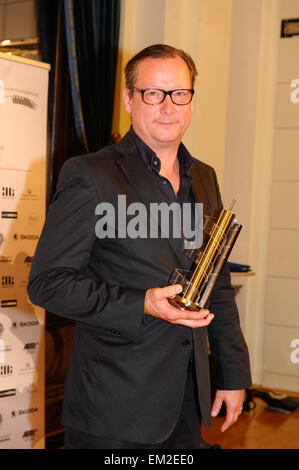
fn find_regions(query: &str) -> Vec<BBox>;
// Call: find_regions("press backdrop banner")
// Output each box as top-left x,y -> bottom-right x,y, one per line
0,52 -> 49,449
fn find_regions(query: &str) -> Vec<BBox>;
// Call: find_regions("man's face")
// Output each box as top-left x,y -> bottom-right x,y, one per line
123,56 -> 193,152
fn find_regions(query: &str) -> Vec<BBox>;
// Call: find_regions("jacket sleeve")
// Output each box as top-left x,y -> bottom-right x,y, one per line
27,157 -> 145,342
207,168 -> 252,390
208,263 -> 252,390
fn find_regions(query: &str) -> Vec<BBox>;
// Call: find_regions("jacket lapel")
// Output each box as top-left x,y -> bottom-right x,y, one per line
190,164 -> 208,213
190,162 -> 222,218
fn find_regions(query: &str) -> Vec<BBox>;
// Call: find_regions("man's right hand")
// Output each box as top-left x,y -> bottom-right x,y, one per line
144,284 -> 214,328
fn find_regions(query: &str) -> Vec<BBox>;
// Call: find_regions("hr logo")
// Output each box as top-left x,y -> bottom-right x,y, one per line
290,339 -> 299,364
2,187 -> 15,198
290,79 -> 299,104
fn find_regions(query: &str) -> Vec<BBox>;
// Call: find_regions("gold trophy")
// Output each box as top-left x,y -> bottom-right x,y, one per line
169,200 -> 242,311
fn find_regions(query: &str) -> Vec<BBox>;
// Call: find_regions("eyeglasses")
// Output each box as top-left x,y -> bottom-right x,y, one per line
131,87 -> 194,106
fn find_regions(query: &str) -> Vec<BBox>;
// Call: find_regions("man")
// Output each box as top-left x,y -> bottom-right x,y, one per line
28,44 -> 251,449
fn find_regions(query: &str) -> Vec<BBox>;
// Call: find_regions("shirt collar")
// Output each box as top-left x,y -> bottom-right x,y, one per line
128,126 -> 194,176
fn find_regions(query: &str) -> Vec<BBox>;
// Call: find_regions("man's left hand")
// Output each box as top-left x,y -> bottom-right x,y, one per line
211,389 -> 245,432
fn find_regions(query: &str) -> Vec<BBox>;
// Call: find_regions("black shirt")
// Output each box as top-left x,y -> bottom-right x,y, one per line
129,126 -> 194,205
129,127 -> 197,268
129,127 -> 196,356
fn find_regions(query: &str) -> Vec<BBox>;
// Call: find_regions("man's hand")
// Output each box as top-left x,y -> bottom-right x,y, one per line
144,284 -> 214,328
211,389 -> 245,432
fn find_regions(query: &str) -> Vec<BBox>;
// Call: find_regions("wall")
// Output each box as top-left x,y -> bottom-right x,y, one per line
222,0 -> 281,385
223,0 -> 299,391
0,0 -> 37,41
112,0 -> 233,188
262,0 -> 299,391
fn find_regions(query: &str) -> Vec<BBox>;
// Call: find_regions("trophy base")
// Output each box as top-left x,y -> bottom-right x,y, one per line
168,294 -> 201,311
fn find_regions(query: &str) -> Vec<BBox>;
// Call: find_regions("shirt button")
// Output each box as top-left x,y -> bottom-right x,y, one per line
182,339 -> 190,349
153,160 -> 158,166
110,329 -> 120,336
163,180 -> 167,184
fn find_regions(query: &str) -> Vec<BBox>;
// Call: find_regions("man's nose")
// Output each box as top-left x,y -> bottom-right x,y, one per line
160,94 -> 175,113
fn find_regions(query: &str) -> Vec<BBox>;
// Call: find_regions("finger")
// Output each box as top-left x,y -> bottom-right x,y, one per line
173,313 -> 214,328
211,395 -> 224,418
221,420 -> 232,433
159,284 -> 182,299
221,412 -> 236,432
235,407 -> 243,421
221,407 -> 242,432
167,310 -> 213,324
168,307 -> 212,321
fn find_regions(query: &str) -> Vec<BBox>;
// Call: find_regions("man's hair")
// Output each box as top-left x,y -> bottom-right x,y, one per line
124,44 -> 198,92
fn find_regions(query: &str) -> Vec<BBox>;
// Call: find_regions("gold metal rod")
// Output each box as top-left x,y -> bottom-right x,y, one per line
197,223 -> 242,307
169,199 -> 241,311
183,208 -> 235,303
228,199 -> 236,212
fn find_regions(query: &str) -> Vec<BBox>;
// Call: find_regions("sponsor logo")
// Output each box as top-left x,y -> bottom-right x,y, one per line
22,429 -> 38,439
1,211 -> 17,219
0,364 -> 13,376
0,388 -> 16,398
11,320 -> 39,328
13,233 -> 39,241
1,299 -> 17,308
11,407 -> 38,417
0,329 -> 12,356
0,275 -> 14,287
1,187 -> 15,198
0,256 -> 13,264
27,212 -> 40,226
24,342 -> 38,352
12,95 -> 37,109
26,383 -> 37,394
21,189 -> 39,201
0,233 -> 4,249
0,80 -> 5,103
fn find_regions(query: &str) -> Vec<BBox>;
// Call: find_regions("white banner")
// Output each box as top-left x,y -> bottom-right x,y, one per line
0,52 -> 49,449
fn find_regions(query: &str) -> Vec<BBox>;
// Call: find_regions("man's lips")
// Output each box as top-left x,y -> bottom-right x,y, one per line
155,121 -> 178,126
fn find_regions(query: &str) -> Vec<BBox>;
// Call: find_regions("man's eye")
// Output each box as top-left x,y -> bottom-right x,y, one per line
147,90 -> 160,96
174,91 -> 186,97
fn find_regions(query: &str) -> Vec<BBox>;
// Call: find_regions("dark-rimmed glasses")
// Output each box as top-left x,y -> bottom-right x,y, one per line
131,87 -> 194,106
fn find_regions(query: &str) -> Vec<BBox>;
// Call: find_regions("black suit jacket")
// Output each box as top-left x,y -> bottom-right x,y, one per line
27,131 -> 251,444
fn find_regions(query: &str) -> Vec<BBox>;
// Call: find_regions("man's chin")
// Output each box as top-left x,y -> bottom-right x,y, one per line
153,129 -> 182,144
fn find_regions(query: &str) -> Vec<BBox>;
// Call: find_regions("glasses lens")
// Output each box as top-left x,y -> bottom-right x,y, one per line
143,89 -> 164,105
171,90 -> 193,105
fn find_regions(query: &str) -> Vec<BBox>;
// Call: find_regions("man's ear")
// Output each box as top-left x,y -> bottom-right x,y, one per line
123,88 -> 132,113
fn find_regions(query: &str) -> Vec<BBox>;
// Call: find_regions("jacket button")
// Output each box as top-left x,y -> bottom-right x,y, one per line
110,329 -> 120,336
182,339 -> 190,349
